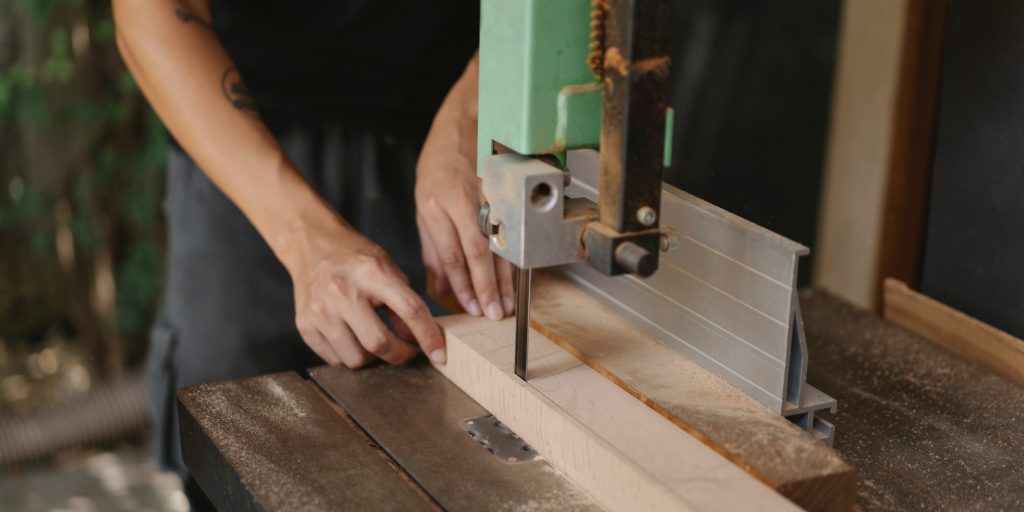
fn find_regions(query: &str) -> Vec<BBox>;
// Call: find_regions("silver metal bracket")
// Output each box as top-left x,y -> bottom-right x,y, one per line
460,415 -> 539,464
481,153 -> 597,269
561,149 -> 838,446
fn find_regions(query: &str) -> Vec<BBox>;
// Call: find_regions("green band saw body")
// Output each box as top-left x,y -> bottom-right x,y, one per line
476,0 -> 603,172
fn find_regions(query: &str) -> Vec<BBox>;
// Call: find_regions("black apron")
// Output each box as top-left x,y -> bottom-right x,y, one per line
145,123 -> 433,507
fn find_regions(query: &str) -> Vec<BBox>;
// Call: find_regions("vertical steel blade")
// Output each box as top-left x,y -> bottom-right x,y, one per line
514,267 -> 532,380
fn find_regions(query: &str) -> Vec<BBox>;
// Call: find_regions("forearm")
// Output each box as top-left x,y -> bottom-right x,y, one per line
417,52 -> 479,191
427,53 -> 479,161
113,0 -> 346,273
441,52 -> 479,121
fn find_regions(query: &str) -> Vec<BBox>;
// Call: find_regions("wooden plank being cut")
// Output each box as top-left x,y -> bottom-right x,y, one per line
528,272 -> 856,512
435,315 -> 800,512
884,278 -> 1024,387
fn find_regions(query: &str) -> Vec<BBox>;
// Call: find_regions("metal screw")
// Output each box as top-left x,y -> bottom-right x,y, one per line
478,201 -> 492,238
660,234 -> 679,252
637,206 -> 657,226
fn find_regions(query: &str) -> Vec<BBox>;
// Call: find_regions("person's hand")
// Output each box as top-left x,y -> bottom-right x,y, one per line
415,57 -> 514,321
287,216 -> 445,368
415,145 -> 515,321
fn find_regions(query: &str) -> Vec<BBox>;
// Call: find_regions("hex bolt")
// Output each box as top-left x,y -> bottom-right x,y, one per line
637,206 -> 657,226
478,201 -> 492,238
660,234 -> 679,252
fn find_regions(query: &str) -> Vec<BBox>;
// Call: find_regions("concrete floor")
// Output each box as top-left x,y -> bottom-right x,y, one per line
0,445 -> 187,512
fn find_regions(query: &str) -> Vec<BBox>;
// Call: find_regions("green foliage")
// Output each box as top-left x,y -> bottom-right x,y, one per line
0,0 -> 167,370
116,238 -> 162,337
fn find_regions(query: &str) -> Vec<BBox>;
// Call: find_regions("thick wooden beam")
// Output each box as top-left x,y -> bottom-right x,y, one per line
884,279 -> 1024,387
435,315 -> 800,512
529,272 -> 856,512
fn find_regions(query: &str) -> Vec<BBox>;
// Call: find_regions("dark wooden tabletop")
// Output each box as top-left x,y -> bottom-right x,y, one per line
802,290 -> 1024,511
180,288 -> 1023,511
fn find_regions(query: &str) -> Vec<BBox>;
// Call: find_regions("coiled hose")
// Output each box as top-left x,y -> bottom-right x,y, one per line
0,373 -> 152,469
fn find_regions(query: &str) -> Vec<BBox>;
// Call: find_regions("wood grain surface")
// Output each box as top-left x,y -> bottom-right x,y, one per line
528,272 -> 855,511
178,372 -> 436,511
884,278 -> 1024,387
435,314 -> 800,512
815,0 -> 911,310
804,288 -> 1024,510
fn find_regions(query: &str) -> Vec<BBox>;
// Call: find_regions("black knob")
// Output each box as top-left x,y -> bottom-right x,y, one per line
614,241 -> 657,277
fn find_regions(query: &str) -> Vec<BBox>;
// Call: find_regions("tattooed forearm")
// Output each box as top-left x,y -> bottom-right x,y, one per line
174,5 -> 212,30
221,67 -> 259,116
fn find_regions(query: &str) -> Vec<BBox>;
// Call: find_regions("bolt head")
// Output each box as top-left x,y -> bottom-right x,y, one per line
660,234 -> 679,252
478,202 -> 492,238
637,206 -> 657,226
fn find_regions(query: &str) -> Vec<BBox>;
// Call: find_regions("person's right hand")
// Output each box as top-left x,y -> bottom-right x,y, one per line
414,54 -> 515,321
286,216 -> 445,368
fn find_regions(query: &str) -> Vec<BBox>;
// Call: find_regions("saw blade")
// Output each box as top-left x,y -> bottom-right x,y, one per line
514,267 -> 532,380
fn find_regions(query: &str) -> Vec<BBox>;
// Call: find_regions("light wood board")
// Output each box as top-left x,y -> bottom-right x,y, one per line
435,315 -> 800,512
529,272 -> 856,512
815,0 -> 910,310
884,278 -> 1024,387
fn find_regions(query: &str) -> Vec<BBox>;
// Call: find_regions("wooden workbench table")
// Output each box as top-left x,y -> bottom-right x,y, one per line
801,290 -> 1024,510
178,288 -> 1024,511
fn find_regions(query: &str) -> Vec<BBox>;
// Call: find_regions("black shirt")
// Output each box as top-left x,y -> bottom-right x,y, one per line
210,0 -> 479,135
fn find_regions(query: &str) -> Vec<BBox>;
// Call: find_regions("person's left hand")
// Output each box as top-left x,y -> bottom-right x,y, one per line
415,57 -> 514,321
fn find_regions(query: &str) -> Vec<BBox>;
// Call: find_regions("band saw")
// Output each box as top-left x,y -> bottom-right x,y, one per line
175,1 -> 856,510
474,0 -> 836,441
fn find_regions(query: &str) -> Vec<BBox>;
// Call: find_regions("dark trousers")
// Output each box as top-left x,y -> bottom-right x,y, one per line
145,124 -> 428,508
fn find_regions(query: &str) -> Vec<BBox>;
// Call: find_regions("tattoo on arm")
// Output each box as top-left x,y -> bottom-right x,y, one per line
172,4 -> 258,117
174,5 -> 213,30
221,67 -> 259,116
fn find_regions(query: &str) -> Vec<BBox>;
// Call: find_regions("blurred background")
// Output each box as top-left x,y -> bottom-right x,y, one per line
0,0 -> 185,510
5,0 -> 1021,509
0,1 -> 840,509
